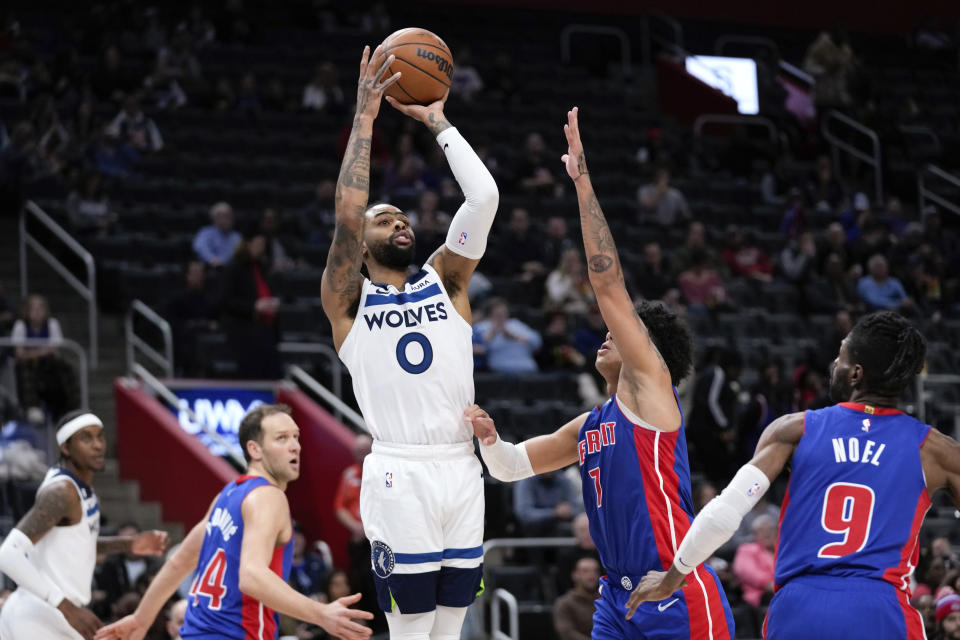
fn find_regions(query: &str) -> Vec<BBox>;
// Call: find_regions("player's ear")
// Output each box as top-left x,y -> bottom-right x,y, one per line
850,363 -> 864,389
246,438 -> 263,462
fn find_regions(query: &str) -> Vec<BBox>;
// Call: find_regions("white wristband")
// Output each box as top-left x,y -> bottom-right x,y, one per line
478,436 -> 535,482
0,528 -> 65,607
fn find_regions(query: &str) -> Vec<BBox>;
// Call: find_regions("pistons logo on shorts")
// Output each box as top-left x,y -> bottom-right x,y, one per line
385,472 -> 393,488
371,540 -> 395,578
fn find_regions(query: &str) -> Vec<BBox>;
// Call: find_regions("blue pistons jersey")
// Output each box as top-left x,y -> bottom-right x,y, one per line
579,394 -> 733,639
181,475 -> 293,640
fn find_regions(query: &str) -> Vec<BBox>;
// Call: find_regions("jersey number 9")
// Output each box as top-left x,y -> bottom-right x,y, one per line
817,482 -> 876,559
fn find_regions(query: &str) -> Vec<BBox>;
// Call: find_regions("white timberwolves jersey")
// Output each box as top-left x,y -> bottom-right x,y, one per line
339,265 -> 474,445
33,467 -> 100,605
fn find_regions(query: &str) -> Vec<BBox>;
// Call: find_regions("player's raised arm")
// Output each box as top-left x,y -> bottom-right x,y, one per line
387,92 -> 499,321
624,411 -> 804,617
465,404 -> 586,479
322,45 -> 400,347
560,107 -> 669,385
238,486 -> 373,640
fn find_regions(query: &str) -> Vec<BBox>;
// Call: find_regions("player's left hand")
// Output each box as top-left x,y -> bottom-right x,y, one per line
131,530 -> 169,556
561,106 -> 589,182
94,614 -> 147,640
463,404 -> 497,445
625,568 -> 684,619
385,87 -> 449,125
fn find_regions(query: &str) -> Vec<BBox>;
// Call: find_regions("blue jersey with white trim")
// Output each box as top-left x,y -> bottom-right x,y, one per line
338,264 -> 475,444
181,476 -> 293,640
774,403 -> 931,591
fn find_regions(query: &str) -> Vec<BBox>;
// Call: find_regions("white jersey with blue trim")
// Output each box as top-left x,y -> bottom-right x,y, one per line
33,467 -> 100,605
338,264 -> 474,445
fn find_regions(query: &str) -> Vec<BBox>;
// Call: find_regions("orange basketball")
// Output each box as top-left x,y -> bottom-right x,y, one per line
379,28 -> 454,105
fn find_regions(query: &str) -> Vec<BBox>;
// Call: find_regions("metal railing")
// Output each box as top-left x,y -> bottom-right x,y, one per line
285,361 -> 366,432
129,362 -> 247,469
693,114 -> 778,173
0,337 -> 88,409
19,201 -> 98,369
821,110 -> 883,205
916,373 -> 960,426
560,25 -> 631,76
125,300 -> 174,378
900,125 -> 941,157
490,589 -> 519,640
918,164 -> 960,218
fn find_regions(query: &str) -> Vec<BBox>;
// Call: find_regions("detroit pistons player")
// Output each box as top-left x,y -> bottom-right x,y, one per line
321,45 -> 498,640
95,405 -> 372,640
630,311 -> 960,640
468,107 -> 734,639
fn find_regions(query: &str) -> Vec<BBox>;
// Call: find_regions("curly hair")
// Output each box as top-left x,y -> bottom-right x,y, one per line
635,300 -> 694,386
846,311 -> 926,397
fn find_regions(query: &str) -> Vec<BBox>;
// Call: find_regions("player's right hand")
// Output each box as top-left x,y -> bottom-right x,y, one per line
58,599 -> 103,640
560,106 -> 589,182
464,404 -> 498,445
93,613 -> 148,640
317,593 -> 374,640
354,45 -> 401,119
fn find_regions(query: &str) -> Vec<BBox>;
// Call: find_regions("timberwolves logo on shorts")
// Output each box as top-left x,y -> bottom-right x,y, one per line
371,540 -> 395,578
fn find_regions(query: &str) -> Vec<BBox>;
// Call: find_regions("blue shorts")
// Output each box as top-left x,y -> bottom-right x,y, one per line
592,566 -> 734,640
764,576 -> 925,640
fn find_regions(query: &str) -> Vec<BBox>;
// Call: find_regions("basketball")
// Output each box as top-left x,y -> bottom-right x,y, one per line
379,28 -> 454,105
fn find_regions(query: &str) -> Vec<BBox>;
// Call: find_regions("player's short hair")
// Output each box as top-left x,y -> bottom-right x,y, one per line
238,404 -> 292,464
846,311 -> 926,397
635,300 -> 693,387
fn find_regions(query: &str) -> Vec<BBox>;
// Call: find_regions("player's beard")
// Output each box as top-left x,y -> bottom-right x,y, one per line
828,368 -> 852,403
368,237 -> 416,271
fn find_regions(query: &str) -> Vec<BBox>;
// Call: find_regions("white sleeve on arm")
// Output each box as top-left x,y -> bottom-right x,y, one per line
437,127 -> 499,260
673,464 -> 770,574
479,436 -> 534,482
0,529 -> 65,606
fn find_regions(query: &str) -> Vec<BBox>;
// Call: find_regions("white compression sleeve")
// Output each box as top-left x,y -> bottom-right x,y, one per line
436,127 -> 499,260
0,528 -> 65,607
478,436 -> 535,482
674,464 -> 771,574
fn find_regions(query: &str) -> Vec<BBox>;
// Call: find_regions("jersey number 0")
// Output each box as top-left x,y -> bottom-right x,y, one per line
396,332 -> 433,374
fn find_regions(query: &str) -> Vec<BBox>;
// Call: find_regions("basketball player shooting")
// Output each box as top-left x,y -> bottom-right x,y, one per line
320,44 -> 499,639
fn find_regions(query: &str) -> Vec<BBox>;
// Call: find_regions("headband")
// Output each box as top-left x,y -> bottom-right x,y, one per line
56,413 -> 103,446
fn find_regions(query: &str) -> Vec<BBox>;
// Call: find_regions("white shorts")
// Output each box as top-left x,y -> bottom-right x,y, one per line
0,589 -> 83,640
360,441 -> 484,614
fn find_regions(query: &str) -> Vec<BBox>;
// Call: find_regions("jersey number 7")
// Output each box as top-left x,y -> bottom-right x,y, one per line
817,482 -> 875,558
190,548 -> 229,609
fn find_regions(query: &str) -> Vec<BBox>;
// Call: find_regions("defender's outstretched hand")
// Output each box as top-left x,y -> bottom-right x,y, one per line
560,106 -> 589,182
355,45 -> 401,119
94,613 -> 148,640
318,593 -> 375,640
131,530 -> 168,556
464,404 -> 497,445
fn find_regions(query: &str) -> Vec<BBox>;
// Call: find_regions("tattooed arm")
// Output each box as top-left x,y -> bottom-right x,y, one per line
561,108 -> 676,416
321,45 -> 400,350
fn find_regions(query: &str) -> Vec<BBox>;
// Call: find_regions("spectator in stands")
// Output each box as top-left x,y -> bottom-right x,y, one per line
473,297 -> 542,375
289,525 -> 329,596
90,126 -> 140,181
382,132 -> 425,196
10,294 -> 79,421
98,522 -> 156,606
217,222 -> 281,379
544,248 -> 594,316
688,348 -> 743,483
792,362 -> 828,410
105,94 -> 164,152
537,311 -> 586,372
488,207 -> 547,283
722,226 -> 773,282
91,45 -> 138,103
635,241 -> 673,301
937,594 -> 960,640
553,556 -> 599,640
803,30 -> 856,111
193,201 -> 242,267
166,598 -> 187,640
637,166 -> 690,227
677,248 -> 730,311
155,25 -> 202,82
450,46 -> 484,102
779,231 -> 817,285
259,207 -> 296,273
165,260 -> 217,377
572,304 -> 605,363
806,155 -> 845,212
672,221 -> 725,275
0,122 -> 40,210
297,180 -> 337,246
513,469 -> 581,536
516,131 -> 561,199
857,254 -> 912,312
818,222 -> 850,272
555,513 -> 601,595
66,169 -> 116,236
904,253 -> 944,317
302,62 -> 344,114
542,215 -> 575,272
808,251 -> 860,313
732,514 -> 777,608
739,359 -> 792,461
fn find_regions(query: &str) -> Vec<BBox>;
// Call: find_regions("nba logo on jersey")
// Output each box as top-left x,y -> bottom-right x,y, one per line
862,418 -> 871,432
458,232 -> 468,246
385,472 -> 393,488
747,482 -> 762,497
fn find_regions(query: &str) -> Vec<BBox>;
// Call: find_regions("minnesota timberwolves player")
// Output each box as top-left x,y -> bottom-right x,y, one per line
321,45 -> 499,640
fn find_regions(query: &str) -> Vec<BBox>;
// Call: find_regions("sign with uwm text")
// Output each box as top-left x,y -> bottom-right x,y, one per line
168,387 -> 275,460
